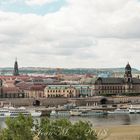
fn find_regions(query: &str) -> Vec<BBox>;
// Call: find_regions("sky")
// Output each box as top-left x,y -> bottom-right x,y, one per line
0,0 -> 140,69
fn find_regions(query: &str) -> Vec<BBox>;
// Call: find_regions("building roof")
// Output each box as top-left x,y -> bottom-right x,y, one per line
29,85 -> 45,91
16,82 -> 32,90
80,77 -> 97,84
95,77 -> 140,85
95,77 -> 124,84
2,87 -> 22,94
132,78 -> 140,84
46,85 -> 91,90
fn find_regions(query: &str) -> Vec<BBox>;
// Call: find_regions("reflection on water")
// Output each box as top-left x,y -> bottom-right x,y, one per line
1,114 -> 140,128
51,114 -> 140,126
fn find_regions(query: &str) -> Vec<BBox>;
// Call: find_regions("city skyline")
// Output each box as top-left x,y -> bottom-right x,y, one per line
0,0 -> 140,68
0,60 -> 140,73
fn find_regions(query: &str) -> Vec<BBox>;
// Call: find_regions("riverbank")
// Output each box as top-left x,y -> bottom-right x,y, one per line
96,125 -> 140,140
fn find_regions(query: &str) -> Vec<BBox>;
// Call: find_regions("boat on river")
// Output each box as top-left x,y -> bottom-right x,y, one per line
70,109 -> 82,116
129,105 -> 140,114
108,108 -> 130,114
70,108 -> 107,116
0,107 -> 41,118
80,110 -> 107,116
50,110 -> 70,117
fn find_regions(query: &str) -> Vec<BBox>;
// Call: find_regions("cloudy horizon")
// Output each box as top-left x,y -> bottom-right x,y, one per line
0,0 -> 140,69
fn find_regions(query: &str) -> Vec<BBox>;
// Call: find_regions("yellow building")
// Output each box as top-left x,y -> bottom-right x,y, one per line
44,85 -> 77,98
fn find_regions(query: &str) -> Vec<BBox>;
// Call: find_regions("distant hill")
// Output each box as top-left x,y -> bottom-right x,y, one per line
0,67 -> 139,75
95,67 -> 139,73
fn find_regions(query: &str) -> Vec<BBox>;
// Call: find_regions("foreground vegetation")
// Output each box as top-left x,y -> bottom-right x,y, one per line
0,114 -> 98,140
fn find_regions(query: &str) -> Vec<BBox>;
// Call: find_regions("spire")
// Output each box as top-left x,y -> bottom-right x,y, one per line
13,58 -> 19,76
124,62 -> 132,83
125,62 -> 132,75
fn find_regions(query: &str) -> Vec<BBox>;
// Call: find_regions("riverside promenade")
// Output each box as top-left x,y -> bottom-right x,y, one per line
0,98 -> 68,107
96,125 -> 140,140
1,96 -> 140,107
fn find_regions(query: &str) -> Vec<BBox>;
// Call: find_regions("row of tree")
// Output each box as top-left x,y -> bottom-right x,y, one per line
0,114 -> 98,140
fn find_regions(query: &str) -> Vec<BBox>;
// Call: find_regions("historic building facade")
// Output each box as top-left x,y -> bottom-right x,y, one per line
44,85 -> 93,98
94,63 -> 140,95
44,85 -> 77,98
24,85 -> 45,98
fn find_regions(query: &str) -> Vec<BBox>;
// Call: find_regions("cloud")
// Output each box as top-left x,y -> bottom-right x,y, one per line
25,0 -> 57,6
0,0 -> 140,68
0,0 -> 17,4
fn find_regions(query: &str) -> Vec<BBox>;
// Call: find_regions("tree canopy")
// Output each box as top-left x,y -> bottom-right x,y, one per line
0,115 -> 98,140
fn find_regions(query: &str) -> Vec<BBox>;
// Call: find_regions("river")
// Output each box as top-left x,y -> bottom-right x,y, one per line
1,114 -> 140,128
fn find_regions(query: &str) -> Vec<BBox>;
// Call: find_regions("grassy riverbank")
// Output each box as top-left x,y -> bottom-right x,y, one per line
96,125 -> 140,140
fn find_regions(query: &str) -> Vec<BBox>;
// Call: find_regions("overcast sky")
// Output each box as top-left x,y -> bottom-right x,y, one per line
0,0 -> 140,69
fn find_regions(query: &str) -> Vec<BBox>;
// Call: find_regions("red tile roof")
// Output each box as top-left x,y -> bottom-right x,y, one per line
2,87 -> 21,94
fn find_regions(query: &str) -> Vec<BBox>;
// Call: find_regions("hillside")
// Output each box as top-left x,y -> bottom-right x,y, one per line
0,67 -> 139,75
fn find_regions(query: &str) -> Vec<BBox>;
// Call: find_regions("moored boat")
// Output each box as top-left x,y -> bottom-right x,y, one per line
0,108 -> 11,118
136,110 -> 140,114
30,110 -> 42,117
0,107 -> 42,118
70,109 -> 82,116
129,105 -> 140,114
80,110 -> 107,116
129,109 -> 136,114
108,108 -> 130,114
50,110 -> 70,117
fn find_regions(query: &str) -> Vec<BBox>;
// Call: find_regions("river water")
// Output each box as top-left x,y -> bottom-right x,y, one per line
69,114 -> 140,126
1,114 -> 140,128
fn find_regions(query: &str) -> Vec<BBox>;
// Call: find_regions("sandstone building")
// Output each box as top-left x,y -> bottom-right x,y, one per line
94,63 -> 140,95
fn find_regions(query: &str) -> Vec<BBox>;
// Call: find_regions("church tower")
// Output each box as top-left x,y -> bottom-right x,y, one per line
124,63 -> 133,93
13,58 -> 19,76
124,62 -> 132,83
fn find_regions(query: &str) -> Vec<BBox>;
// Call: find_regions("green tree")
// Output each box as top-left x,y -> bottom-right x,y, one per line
0,115 -> 98,140
39,118 -> 97,140
69,121 -> 97,140
0,114 -> 34,140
